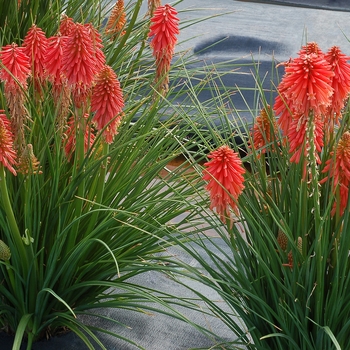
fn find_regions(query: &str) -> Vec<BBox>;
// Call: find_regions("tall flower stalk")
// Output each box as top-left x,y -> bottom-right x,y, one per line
148,4 -> 179,95
202,145 -> 245,226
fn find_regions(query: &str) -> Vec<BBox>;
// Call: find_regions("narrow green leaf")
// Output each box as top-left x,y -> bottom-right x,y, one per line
12,314 -> 32,350
39,288 -> 76,318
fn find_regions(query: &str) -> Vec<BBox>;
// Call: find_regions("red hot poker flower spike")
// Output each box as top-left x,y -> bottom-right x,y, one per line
148,4 -> 179,93
45,34 -> 69,85
322,131 -> 350,216
59,15 -> 75,36
61,22 -> 101,107
22,24 -> 48,83
325,46 -> 350,123
84,23 -> 106,73
149,4 -> 179,53
251,105 -> 278,155
0,112 -> 17,176
203,145 -> 245,226
288,113 -> 324,165
281,50 -> 334,117
105,0 -> 127,37
91,65 -> 124,144
61,22 -> 97,86
0,43 -> 31,91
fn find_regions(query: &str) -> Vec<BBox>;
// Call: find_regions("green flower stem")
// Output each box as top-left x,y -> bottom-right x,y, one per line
308,114 -> 323,325
85,142 -> 109,236
331,186 -> 341,269
65,111 -> 86,255
22,174 -> 39,316
0,164 -> 28,274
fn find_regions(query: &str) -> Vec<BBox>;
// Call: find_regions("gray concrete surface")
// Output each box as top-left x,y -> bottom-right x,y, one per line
173,0 -> 350,125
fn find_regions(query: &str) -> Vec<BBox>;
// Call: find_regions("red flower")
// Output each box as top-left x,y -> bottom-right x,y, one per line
44,34 -> 71,125
325,46 -> 350,123
274,43 -> 334,124
322,131 -> 350,216
273,59 -> 298,135
45,34 -> 68,85
149,4 -> 179,52
0,43 -> 30,91
0,44 -> 31,149
91,65 -> 124,143
251,105 -> 278,154
22,24 -> 48,83
288,113 -> 324,165
203,145 -> 245,225
148,4 -> 179,93
59,15 -> 75,36
299,42 -> 324,56
281,51 -> 334,116
61,22 -> 101,106
105,0 -> 127,37
84,23 -> 106,73
0,111 -> 17,175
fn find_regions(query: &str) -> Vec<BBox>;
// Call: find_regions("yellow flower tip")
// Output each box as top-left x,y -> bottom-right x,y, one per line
0,240 -> 11,261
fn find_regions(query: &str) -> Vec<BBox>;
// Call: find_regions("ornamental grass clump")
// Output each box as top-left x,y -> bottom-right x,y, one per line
0,1 -> 211,348
165,42 -> 350,349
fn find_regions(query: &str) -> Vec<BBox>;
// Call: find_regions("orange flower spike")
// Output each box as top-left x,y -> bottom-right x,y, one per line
0,43 -> 31,91
149,4 -> 179,93
22,24 -> 48,83
0,44 -> 31,149
45,34 -> 68,85
0,112 -> 17,176
91,65 -> 124,144
277,230 -> 288,251
325,46 -> 350,122
299,42 -> 324,56
84,23 -> 106,72
59,15 -> 75,36
251,105 -> 278,153
288,113 -> 324,165
278,45 -> 334,117
105,0 -> 127,37
61,22 -> 101,107
61,22 -> 98,87
45,35 -> 71,126
149,4 -> 179,54
273,60 -> 294,135
322,131 -> 350,216
17,144 -> 42,175
203,145 -> 245,225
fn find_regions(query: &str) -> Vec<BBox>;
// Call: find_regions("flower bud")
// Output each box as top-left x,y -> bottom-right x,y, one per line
0,240 -> 11,261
